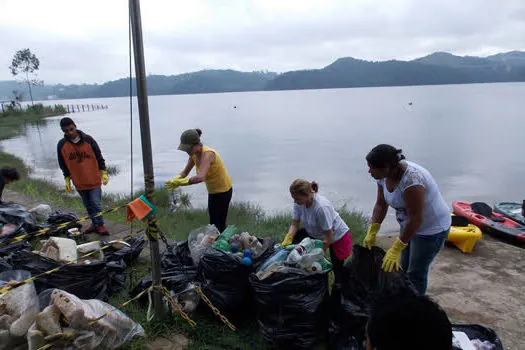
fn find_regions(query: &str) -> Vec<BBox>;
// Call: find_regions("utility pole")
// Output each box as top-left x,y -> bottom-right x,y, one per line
129,0 -> 163,318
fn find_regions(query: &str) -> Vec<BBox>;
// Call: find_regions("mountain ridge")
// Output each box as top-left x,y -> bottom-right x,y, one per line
1,51 -> 524,101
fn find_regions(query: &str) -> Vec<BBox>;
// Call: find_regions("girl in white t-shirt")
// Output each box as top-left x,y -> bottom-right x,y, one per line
281,179 -> 353,288
362,144 -> 450,295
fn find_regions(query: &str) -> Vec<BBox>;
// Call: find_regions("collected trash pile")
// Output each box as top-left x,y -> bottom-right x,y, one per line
0,201 -> 507,349
0,271 -> 144,350
141,225 -> 506,350
0,202 -> 146,349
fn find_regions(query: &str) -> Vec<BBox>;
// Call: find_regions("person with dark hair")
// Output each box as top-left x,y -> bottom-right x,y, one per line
366,292 -> 452,350
0,167 -> 21,203
57,117 -> 109,235
166,128 -> 233,233
282,179 -> 353,288
363,144 -> 450,294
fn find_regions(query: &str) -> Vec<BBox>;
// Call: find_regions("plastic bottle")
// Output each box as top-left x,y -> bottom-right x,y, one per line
313,239 -> 325,249
168,190 -> 179,213
300,248 -> 324,270
213,239 -> 230,252
298,237 -> 315,252
286,245 -> 306,264
317,257 -> 333,271
258,249 -> 289,271
211,225 -> 237,252
309,262 -> 322,273
286,237 -> 316,264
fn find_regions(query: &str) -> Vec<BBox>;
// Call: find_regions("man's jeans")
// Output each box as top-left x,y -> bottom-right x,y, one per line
78,188 -> 104,227
400,229 -> 448,294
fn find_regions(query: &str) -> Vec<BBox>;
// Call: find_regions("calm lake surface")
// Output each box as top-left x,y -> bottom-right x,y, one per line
3,83 -> 525,230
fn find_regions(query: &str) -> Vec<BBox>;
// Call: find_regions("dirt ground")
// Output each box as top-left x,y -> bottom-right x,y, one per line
377,235 -> 524,350
4,189 -> 523,349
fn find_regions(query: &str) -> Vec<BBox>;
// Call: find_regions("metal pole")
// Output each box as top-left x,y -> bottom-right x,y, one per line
129,0 -> 164,318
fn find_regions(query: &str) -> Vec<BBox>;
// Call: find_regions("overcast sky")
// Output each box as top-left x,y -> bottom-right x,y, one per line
1,0 -> 524,84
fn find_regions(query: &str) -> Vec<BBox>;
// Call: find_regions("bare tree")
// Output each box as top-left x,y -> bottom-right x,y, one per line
9,49 -> 41,105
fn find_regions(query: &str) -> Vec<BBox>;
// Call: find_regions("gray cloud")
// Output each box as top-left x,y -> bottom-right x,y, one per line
0,0 -> 524,84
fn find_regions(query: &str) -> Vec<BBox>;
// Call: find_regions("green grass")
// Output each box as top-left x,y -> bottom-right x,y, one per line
0,111 -> 368,349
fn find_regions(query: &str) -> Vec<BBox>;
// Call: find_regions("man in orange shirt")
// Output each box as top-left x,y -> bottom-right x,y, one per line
57,117 -> 109,235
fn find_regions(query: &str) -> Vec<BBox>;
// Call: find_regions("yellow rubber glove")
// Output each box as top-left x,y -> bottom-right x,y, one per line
363,223 -> 381,249
65,177 -> 73,193
165,175 -> 182,190
100,170 -> 109,185
281,233 -> 294,247
173,176 -> 190,187
381,237 -> 408,272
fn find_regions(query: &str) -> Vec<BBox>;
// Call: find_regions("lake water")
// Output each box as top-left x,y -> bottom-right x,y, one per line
2,83 -> 525,230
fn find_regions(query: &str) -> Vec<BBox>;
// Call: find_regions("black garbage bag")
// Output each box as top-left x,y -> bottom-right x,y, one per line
0,202 -> 37,233
0,239 -> 31,257
107,259 -> 127,296
161,240 -> 194,269
10,250 -> 109,301
0,257 -> 12,272
196,239 -> 275,320
43,211 -> 82,236
104,232 -> 146,265
132,265 -> 198,304
197,248 -> 252,320
328,246 -> 415,349
452,324 -> 504,350
249,269 -> 330,350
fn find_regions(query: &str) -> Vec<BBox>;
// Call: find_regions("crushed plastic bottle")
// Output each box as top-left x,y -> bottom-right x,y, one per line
211,225 -> 237,252
286,237 -> 315,264
168,190 -> 179,213
299,248 -> 324,271
258,249 -> 289,272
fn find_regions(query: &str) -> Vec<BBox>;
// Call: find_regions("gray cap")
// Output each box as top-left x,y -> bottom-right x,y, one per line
177,129 -> 201,153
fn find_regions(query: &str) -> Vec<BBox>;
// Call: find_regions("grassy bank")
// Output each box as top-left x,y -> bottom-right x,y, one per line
0,111 -> 369,349
0,103 -> 66,139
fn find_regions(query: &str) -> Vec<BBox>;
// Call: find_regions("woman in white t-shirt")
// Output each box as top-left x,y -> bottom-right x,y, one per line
362,144 -> 451,295
281,179 -> 353,288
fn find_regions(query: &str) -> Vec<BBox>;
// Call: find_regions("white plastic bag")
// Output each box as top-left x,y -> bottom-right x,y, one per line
0,270 -> 39,349
188,225 -> 219,265
29,204 -> 52,221
30,289 -> 144,349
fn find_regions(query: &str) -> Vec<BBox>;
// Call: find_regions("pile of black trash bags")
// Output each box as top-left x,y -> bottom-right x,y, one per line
137,238 -> 504,350
1,232 -> 146,301
134,237 -> 276,320
0,203 -> 146,301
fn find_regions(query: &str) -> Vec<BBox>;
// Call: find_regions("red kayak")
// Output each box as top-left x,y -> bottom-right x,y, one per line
452,201 -> 525,244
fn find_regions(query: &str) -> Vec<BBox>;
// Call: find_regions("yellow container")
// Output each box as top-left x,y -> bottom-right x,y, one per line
447,214 -> 482,253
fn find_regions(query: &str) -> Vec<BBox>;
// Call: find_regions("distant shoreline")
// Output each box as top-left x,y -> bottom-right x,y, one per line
2,50 -> 524,101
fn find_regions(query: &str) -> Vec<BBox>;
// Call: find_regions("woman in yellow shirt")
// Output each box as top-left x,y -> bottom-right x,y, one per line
166,128 -> 233,232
